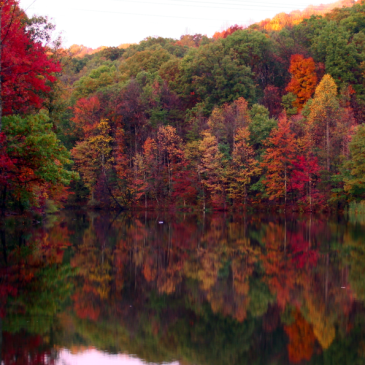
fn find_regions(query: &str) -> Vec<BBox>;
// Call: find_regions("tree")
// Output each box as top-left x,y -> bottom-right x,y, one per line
213,25 -> 244,39
198,132 -> 226,209
308,74 -> 340,172
71,96 -> 101,139
117,80 -> 147,157
248,104 -> 277,154
114,128 -> 134,207
207,97 -> 251,152
0,0 -> 61,131
281,93 -> 298,116
228,127 -> 261,206
0,113 -> 77,210
119,48 -> 172,80
311,22 -> 364,88
261,114 -> 297,206
73,63 -> 117,99
286,54 -> 317,109
291,155 -> 323,210
261,85 -> 282,118
179,42 -> 255,112
222,29 -> 279,91
71,119 -> 118,207
343,124 -> 365,198
156,125 -> 184,197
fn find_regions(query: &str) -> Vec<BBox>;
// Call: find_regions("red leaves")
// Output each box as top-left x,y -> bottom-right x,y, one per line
1,1 -> 61,115
261,85 -> 282,118
262,114 -> 297,203
213,24 -> 244,39
291,155 -> 325,209
72,96 -> 101,139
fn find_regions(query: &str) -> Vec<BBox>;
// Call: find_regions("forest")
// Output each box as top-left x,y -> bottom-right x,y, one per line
2,0 -> 365,212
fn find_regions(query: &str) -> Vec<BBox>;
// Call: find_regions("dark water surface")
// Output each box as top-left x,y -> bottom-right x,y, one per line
1,211 -> 365,365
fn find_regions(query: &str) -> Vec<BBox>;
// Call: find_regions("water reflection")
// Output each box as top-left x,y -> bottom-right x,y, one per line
0,212 -> 365,364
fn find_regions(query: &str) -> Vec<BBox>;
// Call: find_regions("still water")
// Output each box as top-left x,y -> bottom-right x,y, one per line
0,211 -> 365,365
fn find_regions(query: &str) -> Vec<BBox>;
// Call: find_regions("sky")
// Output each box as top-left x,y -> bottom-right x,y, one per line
19,0 -> 337,49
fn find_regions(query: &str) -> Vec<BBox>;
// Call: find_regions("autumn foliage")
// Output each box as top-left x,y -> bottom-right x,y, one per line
2,0 -> 365,213
1,0 -> 61,115
286,55 -> 318,109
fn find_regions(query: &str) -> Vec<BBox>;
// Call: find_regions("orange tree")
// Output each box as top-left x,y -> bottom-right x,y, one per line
286,54 -> 317,110
261,114 -> 297,206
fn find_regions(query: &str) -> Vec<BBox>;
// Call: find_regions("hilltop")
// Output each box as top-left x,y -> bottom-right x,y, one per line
67,0 -> 358,56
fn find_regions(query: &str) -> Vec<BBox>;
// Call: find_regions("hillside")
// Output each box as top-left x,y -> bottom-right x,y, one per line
3,0 -> 365,212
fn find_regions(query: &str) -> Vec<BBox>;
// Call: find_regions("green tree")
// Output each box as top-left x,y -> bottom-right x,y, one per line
282,92 -> 298,116
248,104 -> 277,154
344,124 -> 365,198
1,113 -> 78,209
73,63 -> 118,99
119,48 -> 172,79
179,42 -> 255,113
311,22 -> 365,88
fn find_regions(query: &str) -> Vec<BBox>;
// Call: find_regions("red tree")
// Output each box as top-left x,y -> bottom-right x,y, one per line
72,96 -> 101,139
261,85 -> 282,117
262,114 -> 297,206
213,24 -> 244,39
0,0 -> 61,126
291,155 -> 324,210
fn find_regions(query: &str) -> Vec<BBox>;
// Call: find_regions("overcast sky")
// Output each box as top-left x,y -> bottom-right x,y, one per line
19,0 -> 337,48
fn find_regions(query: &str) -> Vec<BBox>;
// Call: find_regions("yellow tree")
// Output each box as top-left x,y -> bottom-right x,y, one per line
198,132 -> 226,210
228,127 -> 261,206
72,119 -> 117,206
308,74 -> 340,172
156,125 -> 184,198
114,128 -> 134,207
207,97 -> 251,149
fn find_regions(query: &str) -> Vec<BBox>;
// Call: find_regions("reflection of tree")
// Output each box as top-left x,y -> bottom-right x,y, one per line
284,309 -> 316,363
0,216 -> 74,364
71,223 -> 112,321
3,212 -> 365,365
305,295 -> 336,350
343,230 -> 365,302
2,332 -> 56,365
260,222 -> 296,309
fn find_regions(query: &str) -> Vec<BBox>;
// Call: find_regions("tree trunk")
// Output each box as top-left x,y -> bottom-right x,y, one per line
326,119 -> 330,171
1,185 -> 6,216
134,126 -> 138,155
102,164 -> 123,209
309,172 -> 312,212
284,163 -> 287,208
244,184 -> 247,208
0,5 -> 3,133
0,317 -> 2,365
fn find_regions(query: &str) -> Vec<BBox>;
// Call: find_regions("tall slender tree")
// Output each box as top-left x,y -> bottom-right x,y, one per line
228,127 -> 260,206
262,114 -> 297,206
308,74 -> 340,172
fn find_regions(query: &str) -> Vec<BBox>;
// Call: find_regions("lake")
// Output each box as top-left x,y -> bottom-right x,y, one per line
0,210 -> 365,365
